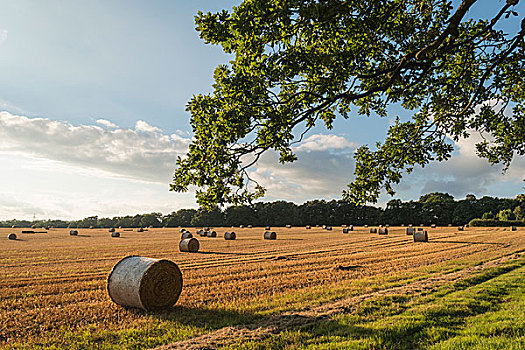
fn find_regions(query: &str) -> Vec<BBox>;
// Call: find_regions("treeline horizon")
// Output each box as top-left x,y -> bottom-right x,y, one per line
2,192 -> 523,229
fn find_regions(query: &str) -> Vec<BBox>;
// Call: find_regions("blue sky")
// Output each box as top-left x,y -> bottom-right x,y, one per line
0,0 -> 523,220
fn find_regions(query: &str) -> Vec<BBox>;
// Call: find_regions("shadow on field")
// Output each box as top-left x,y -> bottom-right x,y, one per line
427,240 -> 507,246
197,251 -> 254,256
76,234 -> 91,237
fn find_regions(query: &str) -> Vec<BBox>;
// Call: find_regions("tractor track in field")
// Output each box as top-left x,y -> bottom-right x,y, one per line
152,251 -> 524,350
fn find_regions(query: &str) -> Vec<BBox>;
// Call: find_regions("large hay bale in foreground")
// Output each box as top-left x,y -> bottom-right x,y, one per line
207,230 -> 217,238
107,256 -> 183,311
406,227 -> 415,235
111,232 -> 120,238
179,238 -> 199,252
370,228 -> 377,233
413,230 -> 428,242
69,230 -> 78,236
379,228 -> 388,235
224,231 -> 236,240
181,231 -> 193,239
8,233 -> 17,240
264,231 -> 277,240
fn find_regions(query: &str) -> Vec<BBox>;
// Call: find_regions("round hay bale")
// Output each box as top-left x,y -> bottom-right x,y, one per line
370,228 -> 377,233
413,230 -> 428,242
179,238 -> 199,252
511,226 -> 517,231
379,225 -> 383,228
378,228 -> 388,235
8,233 -> 17,240
109,228 -> 116,232
364,225 -> 369,228
31,225 -> 36,229
198,230 -> 207,237
107,256 -> 182,311
11,225 -> 17,228
119,226 -> 122,229
315,225 -> 320,227
137,228 -> 144,232
406,227 -> 415,235
322,225 -> 326,229
207,230 -> 217,238
385,224 -> 390,228
420,224 -> 424,227
179,228 -> 186,233
70,230 -> 78,236
417,227 -> 424,231
264,231 -> 276,240
44,226 -> 50,230
348,225 -> 354,231
247,225 -> 253,228
89,226 -> 94,229
111,232 -> 120,238
224,231 -> 236,240
458,226 -> 464,231
342,228 -> 349,234
265,226 -> 271,230
325,226 -> 332,231
431,224 -> 436,228
181,231 -> 193,239
401,224 -> 405,227
286,225 -> 292,228
448,224 -> 452,227
240,225 -> 244,228
204,227 -> 210,231
306,225 -> 311,229
408,224 -> 413,228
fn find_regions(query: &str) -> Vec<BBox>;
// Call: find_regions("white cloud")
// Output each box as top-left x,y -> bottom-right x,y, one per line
0,29 -> 7,45
96,118 -> 118,128
294,134 -> 358,152
0,111 -> 191,183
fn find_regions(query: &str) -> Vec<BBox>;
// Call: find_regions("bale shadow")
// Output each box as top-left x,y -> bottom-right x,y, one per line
197,251 -> 254,256
76,234 -> 91,237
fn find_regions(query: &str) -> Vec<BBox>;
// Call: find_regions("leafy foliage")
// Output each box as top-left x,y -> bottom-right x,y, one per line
172,0 -> 525,207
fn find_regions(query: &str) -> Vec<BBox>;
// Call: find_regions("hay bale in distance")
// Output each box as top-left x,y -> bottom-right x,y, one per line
109,228 -> 116,232
379,228 -> 388,235
286,225 -> 292,228
448,224 -> 452,227
322,225 -> 327,229
179,238 -> 199,252
406,227 -> 415,235
224,231 -> 236,240
8,233 -> 17,240
11,225 -> 17,228
179,228 -> 186,233
181,231 -> 193,239
364,225 -> 369,228
413,230 -> 428,242
111,232 -> 120,238
370,228 -> 377,233
264,231 -> 277,240
348,225 -> 354,231
240,225 -> 244,228
458,226 -> 464,231
247,225 -> 253,228
431,224 -> 437,228
417,227 -> 424,231
511,226 -> 517,231
343,228 -> 349,234
408,224 -> 413,228
107,256 -> 183,311
265,226 -> 271,230
207,230 -> 217,238
325,226 -> 332,231
401,224 -> 405,227
69,230 -> 78,236
89,226 -> 94,229
385,224 -> 390,228
137,228 -> 144,232
306,225 -> 311,229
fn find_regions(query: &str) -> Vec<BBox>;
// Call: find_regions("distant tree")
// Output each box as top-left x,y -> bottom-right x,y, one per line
172,0 -> 525,208
481,211 -> 494,220
513,206 -> 523,220
497,208 -> 515,221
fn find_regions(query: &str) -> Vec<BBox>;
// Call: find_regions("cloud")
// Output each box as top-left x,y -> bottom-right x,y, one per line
294,134 -> 358,152
250,149 -> 355,202
96,119 -> 118,128
0,29 -> 7,45
415,132 -> 525,197
0,111 -> 191,183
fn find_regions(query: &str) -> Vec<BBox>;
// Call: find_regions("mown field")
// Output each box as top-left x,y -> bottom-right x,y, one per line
0,226 -> 523,349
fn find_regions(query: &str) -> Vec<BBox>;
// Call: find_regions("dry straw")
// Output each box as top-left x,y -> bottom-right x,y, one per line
107,256 -> 183,311
224,231 -> 236,240
181,231 -> 193,239
264,231 -> 277,240
179,238 -> 199,252
413,230 -> 429,242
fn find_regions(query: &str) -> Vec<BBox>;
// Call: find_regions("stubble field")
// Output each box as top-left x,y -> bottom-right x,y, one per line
0,226 -> 524,349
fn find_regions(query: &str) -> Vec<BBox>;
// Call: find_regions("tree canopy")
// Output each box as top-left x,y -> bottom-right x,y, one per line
171,0 -> 525,208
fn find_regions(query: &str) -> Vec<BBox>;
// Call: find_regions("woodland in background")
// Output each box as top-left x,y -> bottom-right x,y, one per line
1,192 -> 523,228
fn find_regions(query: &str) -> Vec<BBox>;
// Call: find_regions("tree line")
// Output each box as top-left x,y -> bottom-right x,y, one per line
1,192 -> 523,229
